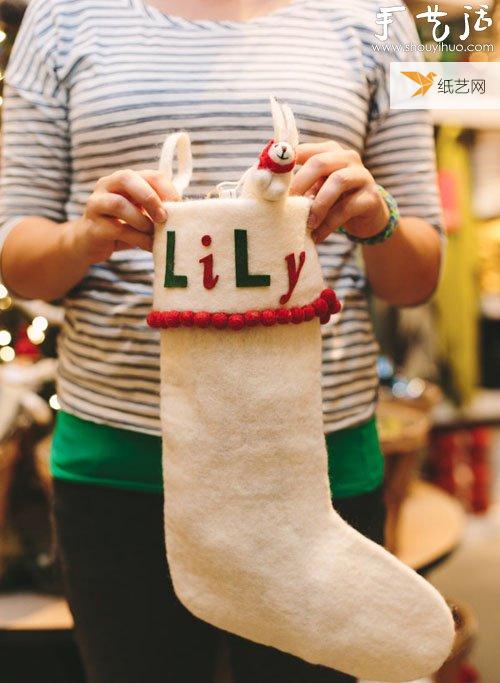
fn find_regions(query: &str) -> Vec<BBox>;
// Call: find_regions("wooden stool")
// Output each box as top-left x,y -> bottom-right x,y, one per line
395,480 -> 465,573
377,399 -> 431,555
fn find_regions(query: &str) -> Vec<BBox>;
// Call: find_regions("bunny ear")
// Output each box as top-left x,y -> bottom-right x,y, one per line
282,103 -> 299,149
270,95 -> 286,141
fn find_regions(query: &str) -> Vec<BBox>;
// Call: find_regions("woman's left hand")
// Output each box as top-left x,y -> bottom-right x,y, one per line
290,141 -> 390,244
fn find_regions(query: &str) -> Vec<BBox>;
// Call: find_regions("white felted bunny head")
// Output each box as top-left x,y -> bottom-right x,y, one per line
241,96 -> 299,202
266,95 -> 299,167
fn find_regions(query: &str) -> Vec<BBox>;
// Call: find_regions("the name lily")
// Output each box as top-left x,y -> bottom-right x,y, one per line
164,229 -> 306,306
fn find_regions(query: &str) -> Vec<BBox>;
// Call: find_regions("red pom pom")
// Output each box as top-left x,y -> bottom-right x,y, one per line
313,298 -> 329,316
303,304 -> 316,321
261,310 -> 277,326
244,310 -> 261,327
180,311 -> 195,327
147,312 -> 159,328
228,314 -> 245,330
320,288 -> 336,304
331,297 -> 342,314
330,299 -> 342,314
321,288 -> 341,314
194,311 -> 212,328
164,311 -> 181,328
276,308 -> 292,324
212,312 -> 228,329
291,307 -> 305,324
319,312 -> 331,325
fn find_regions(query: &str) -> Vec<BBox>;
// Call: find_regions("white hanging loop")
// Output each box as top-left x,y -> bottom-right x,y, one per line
159,131 -> 193,197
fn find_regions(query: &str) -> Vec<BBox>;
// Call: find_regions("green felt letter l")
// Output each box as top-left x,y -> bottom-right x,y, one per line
164,231 -> 188,288
234,230 -> 271,288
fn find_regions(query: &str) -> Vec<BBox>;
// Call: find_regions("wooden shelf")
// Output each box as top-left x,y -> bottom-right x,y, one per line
0,593 -> 73,631
432,388 -> 500,427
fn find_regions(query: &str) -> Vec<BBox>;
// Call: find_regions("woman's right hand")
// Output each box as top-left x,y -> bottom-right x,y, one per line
72,169 -> 180,265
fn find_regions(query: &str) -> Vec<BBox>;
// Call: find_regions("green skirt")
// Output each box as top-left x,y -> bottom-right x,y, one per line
51,410 -> 384,499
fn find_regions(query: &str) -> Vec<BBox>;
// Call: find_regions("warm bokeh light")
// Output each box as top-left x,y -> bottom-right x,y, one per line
407,378 -> 425,399
32,316 -> 49,332
0,330 -> 12,346
0,284 -> 9,299
0,346 -> 16,362
27,325 -> 45,345
0,296 -> 12,311
49,394 -> 61,410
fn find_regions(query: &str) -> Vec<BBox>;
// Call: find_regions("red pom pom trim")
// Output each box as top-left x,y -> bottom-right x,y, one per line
147,288 -> 341,331
194,311 -> 211,328
244,310 -> 261,327
261,310 -> 277,327
212,312 -> 228,329
320,288 -> 342,314
291,307 -> 305,324
276,308 -> 292,324
312,297 -> 329,317
228,313 -> 245,330
180,311 -> 195,327
302,304 -> 316,321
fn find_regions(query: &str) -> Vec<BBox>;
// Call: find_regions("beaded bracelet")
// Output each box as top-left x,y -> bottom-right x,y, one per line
338,185 -> 399,245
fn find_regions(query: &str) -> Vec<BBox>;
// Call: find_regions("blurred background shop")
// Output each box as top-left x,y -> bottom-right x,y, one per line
0,0 -> 500,681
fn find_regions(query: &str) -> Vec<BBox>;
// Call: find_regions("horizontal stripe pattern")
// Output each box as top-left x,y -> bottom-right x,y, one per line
0,0 -> 442,434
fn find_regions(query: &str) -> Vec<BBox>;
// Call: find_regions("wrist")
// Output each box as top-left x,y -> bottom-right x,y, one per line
339,186 -> 399,245
65,217 -> 102,268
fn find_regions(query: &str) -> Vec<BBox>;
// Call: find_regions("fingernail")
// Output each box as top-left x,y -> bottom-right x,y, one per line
156,206 -> 167,222
307,213 -> 318,231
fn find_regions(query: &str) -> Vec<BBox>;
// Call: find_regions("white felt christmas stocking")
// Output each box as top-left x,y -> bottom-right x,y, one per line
149,112 -> 454,681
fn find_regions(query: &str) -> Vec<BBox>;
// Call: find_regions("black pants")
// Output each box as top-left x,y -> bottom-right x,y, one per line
52,480 -> 385,683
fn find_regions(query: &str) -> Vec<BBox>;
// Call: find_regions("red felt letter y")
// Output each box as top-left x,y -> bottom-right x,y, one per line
280,251 -> 306,305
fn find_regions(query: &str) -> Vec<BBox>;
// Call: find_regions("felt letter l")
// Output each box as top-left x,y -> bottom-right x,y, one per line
164,231 -> 188,288
234,230 -> 271,288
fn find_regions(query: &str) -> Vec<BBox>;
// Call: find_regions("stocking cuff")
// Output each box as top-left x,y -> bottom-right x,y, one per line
147,288 -> 341,331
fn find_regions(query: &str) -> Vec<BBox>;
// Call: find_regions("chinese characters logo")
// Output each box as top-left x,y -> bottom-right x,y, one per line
401,70 -> 486,96
375,3 -> 493,42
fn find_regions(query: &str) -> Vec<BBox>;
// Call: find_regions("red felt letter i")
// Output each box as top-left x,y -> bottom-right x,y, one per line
199,235 -> 219,290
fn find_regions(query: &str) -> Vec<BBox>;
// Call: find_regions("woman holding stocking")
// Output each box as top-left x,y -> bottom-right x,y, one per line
0,1 -> 447,681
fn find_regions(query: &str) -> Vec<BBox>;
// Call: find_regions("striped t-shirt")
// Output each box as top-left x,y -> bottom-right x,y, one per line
0,0 -> 442,435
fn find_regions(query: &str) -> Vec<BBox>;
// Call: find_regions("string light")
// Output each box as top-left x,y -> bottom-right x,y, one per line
0,30 -> 6,43
0,284 -> 8,298
27,324 -> 45,345
0,346 -> 15,362
0,296 -> 12,311
0,330 -> 12,346
49,394 -> 61,410
407,378 -> 425,399
32,316 -> 49,332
